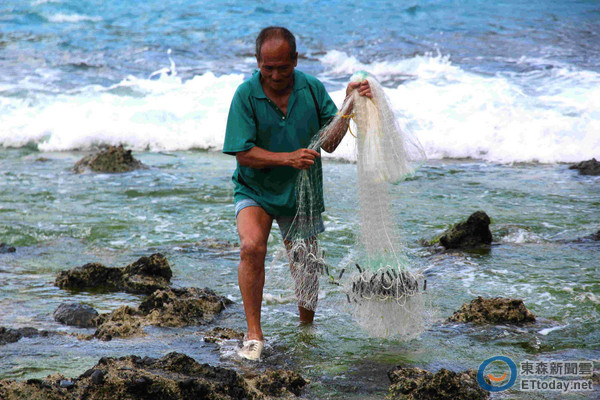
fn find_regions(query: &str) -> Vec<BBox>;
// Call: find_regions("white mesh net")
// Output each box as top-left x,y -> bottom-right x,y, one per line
286,72 -> 428,339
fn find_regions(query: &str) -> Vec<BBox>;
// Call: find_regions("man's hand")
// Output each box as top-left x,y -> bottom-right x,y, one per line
346,80 -> 372,98
287,148 -> 320,169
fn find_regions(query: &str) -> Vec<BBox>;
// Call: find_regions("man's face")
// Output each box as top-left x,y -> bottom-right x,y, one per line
256,39 -> 298,94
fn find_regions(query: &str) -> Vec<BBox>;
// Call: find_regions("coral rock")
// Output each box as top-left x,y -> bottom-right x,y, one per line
387,366 -> 489,400
55,253 -> 171,295
0,352 -> 307,399
73,145 -> 146,173
449,296 -> 536,324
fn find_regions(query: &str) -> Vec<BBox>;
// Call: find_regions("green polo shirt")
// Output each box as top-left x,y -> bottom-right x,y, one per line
223,70 -> 338,216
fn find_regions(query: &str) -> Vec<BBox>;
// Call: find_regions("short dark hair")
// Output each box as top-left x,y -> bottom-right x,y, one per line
255,26 -> 297,61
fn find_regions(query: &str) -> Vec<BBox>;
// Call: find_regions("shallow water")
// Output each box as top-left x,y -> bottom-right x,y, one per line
0,149 -> 598,398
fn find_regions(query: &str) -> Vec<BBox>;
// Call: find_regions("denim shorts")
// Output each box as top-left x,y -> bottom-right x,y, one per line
235,197 -> 325,240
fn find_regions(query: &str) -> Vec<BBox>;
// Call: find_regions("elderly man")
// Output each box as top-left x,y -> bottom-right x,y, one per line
223,26 -> 371,360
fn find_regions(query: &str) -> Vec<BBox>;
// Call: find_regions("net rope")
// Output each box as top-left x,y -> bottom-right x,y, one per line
285,72 -> 428,338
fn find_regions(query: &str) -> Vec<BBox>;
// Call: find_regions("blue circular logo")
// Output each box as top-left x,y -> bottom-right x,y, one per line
477,356 -> 517,392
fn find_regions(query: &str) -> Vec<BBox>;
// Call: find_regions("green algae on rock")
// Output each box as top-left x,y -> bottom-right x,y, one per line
449,296 -> 536,324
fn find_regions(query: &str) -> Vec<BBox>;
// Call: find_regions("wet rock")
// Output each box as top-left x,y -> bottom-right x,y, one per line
90,369 -> 106,385
53,302 -> 99,328
449,296 -> 536,324
73,145 -> 146,173
0,352 -> 307,399
140,287 -> 233,327
387,366 -> 489,400
59,380 -> 73,389
93,306 -> 144,341
438,211 -> 493,250
55,253 -> 171,295
251,369 -> 308,397
572,229 -> 600,243
91,288 -> 233,340
0,243 -> 16,253
0,327 -> 23,345
569,158 -> 600,176
203,327 -> 245,343
0,326 -> 52,345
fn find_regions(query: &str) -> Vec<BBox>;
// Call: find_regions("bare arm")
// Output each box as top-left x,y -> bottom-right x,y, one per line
236,146 -> 320,170
321,81 -> 373,154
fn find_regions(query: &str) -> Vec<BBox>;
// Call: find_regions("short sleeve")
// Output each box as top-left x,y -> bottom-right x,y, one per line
223,87 -> 256,155
315,80 -> 338,128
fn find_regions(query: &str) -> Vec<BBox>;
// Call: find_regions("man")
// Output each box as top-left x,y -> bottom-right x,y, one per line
223,26 -> 371,360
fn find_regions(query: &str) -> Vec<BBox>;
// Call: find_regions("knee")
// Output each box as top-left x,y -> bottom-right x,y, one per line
240,240 -> 267,266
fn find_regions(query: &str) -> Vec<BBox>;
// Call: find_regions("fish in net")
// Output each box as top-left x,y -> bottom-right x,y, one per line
285,71 -> 427,338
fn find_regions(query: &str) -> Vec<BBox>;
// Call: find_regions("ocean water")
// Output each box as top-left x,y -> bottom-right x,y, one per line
1,0 -> 599,399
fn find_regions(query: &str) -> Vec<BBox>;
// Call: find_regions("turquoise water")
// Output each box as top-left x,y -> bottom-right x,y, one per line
1,148 -> 598,398
1,0 -> 599,397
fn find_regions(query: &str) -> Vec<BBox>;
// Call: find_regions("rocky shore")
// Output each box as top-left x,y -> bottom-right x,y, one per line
387,366 -> 489,400
0,352 -> 307,400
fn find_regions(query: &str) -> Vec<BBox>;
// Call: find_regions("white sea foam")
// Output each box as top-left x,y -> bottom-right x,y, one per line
0,70 -> 242,152
322,51 -> 600,163
1,51 -> 599,163
45,13 -> 101,23
538,325 -> 567,336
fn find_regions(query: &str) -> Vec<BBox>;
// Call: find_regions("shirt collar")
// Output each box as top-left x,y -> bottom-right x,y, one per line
249,70 -> 307,99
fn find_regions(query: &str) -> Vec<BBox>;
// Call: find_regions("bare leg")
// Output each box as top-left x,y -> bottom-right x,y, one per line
284,237 -> 318,324
237,206 -> 273,341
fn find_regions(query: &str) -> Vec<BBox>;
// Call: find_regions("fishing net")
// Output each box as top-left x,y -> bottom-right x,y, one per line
286,71 -> 427,338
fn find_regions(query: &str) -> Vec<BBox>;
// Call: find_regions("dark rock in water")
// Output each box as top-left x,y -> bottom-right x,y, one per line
0,326 -> 52,345
569,158 -> 600,176
573,229 -> 600,243
387,366 -> 489,400
0,243 -> 16,253
203,327 -> 245,343
73,145 -> 146,173
252,369 -> 308,397
53,303 -> 99,328
0,327 -> 23,345
438,211 -> 493,250
0,352 -> 307,399
139,287 -> 233,326
449,296 -> 536,324
91,288 -> 233,340
55,253 -> 171,295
